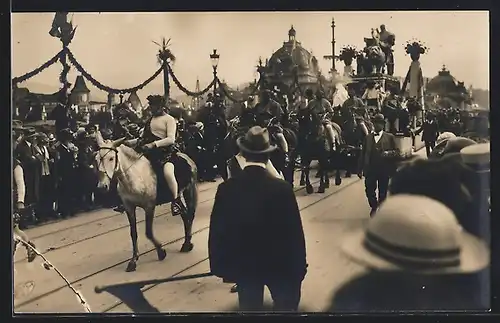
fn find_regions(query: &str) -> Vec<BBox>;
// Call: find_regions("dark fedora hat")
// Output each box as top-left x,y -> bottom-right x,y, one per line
372,113 -> 385,124
23,127 -> 37,137
237,126 -> 277,154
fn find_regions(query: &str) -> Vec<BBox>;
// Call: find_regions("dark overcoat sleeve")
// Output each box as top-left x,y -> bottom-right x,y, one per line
208,183 -> 230,277
358,136 -> 368,174
270,182 -> 308,280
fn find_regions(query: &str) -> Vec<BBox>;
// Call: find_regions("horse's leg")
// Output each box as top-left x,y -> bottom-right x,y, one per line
124,202 -> 140,272
317,152 -> 327,193
304,157 -> 314,194
180,181 -> 197,252
144,206 -> 167,261
299,151 -> 307,186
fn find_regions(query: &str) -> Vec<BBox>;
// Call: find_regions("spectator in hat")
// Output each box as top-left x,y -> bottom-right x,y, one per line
459,143 -> 490,243
421,114 -> 439,157
55,128 -> 79,218
209,126 -> 307,311
329,194 -> 490,311
12,133 -> 37,262
35,132 -> 57,221
430,136 -> 477,162
389,157 -> 474,235
357,114 -> 398,216
76,128 -> 98,211
14,127 -> 41,225
428,132 -> 457,159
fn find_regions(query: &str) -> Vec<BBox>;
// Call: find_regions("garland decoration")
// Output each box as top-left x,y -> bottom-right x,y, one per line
217,78 -> 261,104
67,49 -> 164,94
404,39 -> 430,55
12,50 -> 64,85
167,64 -> 215,97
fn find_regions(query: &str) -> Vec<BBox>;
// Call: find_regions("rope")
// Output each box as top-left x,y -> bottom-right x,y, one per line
14,237 -> 92,313
67,49 -> 164,95
167,64 -> 215,96
12,50 -> 64,85
217,78 -> 261,104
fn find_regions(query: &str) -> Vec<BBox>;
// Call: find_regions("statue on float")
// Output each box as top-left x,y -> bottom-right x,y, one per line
356,25 -> 395,76
401,39 -> 429,128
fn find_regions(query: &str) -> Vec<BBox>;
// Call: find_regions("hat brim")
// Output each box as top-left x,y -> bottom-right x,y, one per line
236,137 -> 277,154
341,227 -> 489,275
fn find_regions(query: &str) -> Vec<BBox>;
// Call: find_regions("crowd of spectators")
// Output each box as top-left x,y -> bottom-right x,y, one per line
12,124 -> 121,228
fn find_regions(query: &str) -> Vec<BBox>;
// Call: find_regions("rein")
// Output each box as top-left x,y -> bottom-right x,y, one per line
97,146 -> 143,181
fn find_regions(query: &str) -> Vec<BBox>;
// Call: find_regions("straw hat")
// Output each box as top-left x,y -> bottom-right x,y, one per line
436,132 -> 456,146
341,194 -> 489,274
460,143 -> 490,165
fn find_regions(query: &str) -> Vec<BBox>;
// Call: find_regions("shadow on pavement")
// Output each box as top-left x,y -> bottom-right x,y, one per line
94,272 -> 213,313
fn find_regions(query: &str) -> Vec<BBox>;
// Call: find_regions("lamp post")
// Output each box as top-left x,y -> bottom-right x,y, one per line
210,49 -> 220,96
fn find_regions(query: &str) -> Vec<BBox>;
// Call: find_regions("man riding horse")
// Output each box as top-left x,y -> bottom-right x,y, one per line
254,89 -> 290,162
304,89 -> 337,150
125,95 -> 184,216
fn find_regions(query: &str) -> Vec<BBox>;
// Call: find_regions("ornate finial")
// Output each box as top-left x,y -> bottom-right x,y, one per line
442,64 -> 447,71
288,25 -> 296,38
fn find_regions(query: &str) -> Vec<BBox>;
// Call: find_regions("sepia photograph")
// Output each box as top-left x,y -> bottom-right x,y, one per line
12,11 -> 490,313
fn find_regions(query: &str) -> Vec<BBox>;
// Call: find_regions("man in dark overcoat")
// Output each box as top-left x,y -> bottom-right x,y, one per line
422,114 -> 440,157
55,128 -> 79,218
14,127 -> 42,224
357,114 -> 398,216
208,126 -> 308,311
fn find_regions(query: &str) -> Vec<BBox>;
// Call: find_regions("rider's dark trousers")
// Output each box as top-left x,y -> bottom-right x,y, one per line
237,278 -> 302,311
364,171 -> 390,212
425,141 -> 435,158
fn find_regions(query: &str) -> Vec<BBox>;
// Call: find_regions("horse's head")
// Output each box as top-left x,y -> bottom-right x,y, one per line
94,131 -> 127,191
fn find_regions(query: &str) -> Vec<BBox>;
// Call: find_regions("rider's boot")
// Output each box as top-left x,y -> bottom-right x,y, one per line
164,163 -> 186,217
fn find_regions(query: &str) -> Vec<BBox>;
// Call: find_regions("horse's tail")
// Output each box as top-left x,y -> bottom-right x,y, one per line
177,152 -> 199,215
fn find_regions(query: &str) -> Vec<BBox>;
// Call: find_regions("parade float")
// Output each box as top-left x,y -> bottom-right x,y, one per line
336,29 -> 416,159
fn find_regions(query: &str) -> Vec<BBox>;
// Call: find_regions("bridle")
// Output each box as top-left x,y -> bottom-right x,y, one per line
96,146 -> 119,181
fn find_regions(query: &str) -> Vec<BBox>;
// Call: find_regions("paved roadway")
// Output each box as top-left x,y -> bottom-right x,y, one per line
13,150 -> 425,313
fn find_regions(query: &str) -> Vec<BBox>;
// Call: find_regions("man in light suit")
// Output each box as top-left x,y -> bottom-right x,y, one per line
209,126 -> 307,311
358,114 -> 398,216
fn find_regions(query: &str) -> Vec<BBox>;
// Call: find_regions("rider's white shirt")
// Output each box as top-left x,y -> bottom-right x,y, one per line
150,114 -> 177,148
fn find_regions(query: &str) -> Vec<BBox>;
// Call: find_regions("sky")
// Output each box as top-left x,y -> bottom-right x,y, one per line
12,11 -> 489,102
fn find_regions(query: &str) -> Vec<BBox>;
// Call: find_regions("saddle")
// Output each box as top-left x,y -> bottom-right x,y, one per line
148,152 -> 196,206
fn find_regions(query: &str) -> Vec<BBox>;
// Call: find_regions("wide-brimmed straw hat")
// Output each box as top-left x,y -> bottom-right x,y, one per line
436,132 -> 456,146
341,194 -> 489,274
237,126 -> 277,154
460,142 -> 490,166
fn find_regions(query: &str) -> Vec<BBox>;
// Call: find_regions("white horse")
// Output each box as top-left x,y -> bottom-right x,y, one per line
94,131 -> 198,272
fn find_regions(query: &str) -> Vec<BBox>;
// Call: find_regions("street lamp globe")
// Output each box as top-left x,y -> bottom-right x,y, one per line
210,49 -> 220,69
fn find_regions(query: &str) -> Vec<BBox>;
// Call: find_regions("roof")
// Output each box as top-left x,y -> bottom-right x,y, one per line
426,66 -> 460,95
72,75 -> 90,93
265,27 -> 320,80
